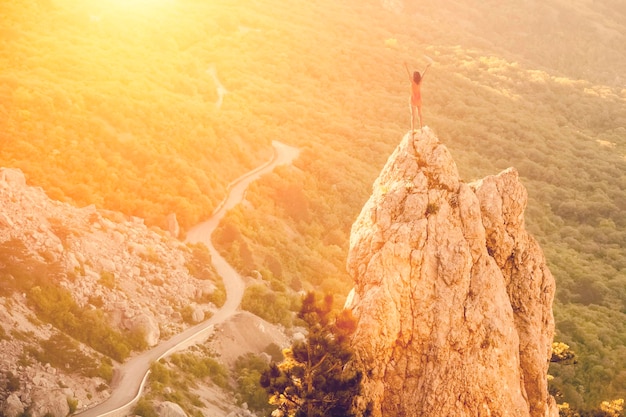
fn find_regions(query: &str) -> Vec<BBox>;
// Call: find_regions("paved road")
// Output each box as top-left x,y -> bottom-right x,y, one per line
77,140 -> 299,417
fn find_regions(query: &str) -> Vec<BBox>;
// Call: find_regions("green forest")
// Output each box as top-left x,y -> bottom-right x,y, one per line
1,0 -> 625,412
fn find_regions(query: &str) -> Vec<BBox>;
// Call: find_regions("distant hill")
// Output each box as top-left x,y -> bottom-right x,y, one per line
1,0 -> 624,412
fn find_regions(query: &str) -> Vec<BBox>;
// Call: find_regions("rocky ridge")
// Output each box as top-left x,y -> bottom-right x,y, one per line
345,128 -> 557,417
0,168 -> 221,416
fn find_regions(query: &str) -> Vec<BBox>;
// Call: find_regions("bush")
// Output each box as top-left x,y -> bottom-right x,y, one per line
99,271 -> 116,289
233,353 -> 272,412
6,371 -> 20,392
67,397 -> 78,414
134,398 -> 158,417
241,283 -> 295,327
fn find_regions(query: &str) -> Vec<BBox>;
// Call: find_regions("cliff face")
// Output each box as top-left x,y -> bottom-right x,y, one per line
345,129 -> 557,417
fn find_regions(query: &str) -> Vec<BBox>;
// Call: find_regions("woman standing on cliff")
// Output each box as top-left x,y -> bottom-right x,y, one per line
404,61 -> 431,134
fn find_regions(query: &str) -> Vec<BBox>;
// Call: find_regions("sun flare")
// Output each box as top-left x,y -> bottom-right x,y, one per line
100,0 -> 174,12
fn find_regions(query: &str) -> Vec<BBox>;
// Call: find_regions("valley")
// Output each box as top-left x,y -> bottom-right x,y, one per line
1,0 -> 625,414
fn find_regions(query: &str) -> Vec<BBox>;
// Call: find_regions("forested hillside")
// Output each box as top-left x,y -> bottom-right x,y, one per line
1,0 -> 625,412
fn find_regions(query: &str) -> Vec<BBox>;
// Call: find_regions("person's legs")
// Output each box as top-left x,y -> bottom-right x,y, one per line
418,105 -> 423,130
410,104 -> 416,134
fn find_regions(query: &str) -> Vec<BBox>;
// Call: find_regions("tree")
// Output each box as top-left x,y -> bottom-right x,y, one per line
260,292 -> 362,417
551,342 -> 577,365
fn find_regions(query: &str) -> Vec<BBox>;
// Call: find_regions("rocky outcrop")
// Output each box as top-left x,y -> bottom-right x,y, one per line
0,167 -> 223,410
157,401 -> 188,417
345,128 -> 557,417
27,389 -> 70,417
128,312 -> 161,347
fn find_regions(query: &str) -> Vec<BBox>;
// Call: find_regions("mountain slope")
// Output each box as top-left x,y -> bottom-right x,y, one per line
0,168 -> 223,413
0,0 -> 624,410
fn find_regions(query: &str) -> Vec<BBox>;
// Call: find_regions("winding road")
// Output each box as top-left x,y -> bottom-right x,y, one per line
77,140 -> 299,417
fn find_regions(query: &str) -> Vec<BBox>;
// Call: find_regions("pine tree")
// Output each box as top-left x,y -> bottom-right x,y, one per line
260,292 -> 362,417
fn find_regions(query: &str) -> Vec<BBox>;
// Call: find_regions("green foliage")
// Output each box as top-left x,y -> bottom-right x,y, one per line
1,0 -> 625,409
0,239 -> 144,362
207,283 -> 226,308
149,361 -> 172,387
233,353 -> 272,413
99,271 -> 116,289
28,333 -> 113,382
170,352 -> 229,389
145,350 -> 226,416
134,398 -> 158,417
184,243 -> 225,308
185,243 -> 216,281
180,305 -> 196,325
261,292 -> 363,417
241,283 -> 297,327
28,285 -> 133,361
5,371 -> 20,392
67,397 -> 78,414
551,342 -> 577,365
264,343 -> 285,363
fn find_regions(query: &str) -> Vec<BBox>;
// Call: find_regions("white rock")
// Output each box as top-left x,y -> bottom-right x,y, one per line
2,393 -> 24,417
191,306 -> 204,323
157,401 -> 187,417
27,388 -> 70,417
130,312 -> 160,347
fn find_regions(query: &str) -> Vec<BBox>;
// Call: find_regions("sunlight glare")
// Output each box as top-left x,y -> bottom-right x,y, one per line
102,0 -> 174,12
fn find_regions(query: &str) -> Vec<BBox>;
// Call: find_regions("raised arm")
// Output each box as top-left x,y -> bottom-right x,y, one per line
421,63 -> 432,80
404,61 -> 412,81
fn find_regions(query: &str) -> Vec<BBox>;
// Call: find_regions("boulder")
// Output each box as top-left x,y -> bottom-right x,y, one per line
191,305 -> 204,323
2,393 -> 25,417
130,312 -> 160,347
157,401 -> 187,417
27,388 -> 70,417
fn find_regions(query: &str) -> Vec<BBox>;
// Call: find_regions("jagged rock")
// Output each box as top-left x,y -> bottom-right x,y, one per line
2,393 -> 25,417
27,388 -> 70,417
346,129 -> 557,417
157,401 -> 187,417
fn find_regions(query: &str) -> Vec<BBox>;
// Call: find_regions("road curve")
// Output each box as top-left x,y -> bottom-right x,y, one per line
77,140 -> 299,417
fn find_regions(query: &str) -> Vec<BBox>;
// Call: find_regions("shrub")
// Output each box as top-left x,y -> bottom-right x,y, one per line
425,202 -> 439,216
234,353 -> 272,412
67,397 -> 78,414
6,371 -> 20,392
134,398 -> 158,417
99,271 -> 116,289
241,283 -> 295,327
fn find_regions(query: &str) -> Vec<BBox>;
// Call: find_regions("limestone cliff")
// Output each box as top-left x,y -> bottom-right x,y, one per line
345,128 -> 557,417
